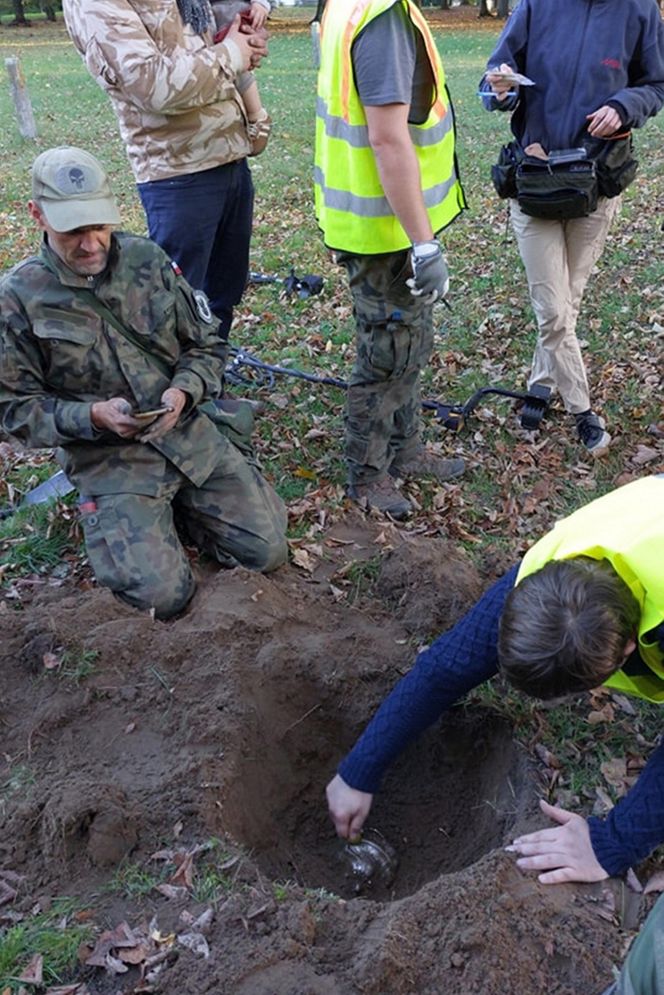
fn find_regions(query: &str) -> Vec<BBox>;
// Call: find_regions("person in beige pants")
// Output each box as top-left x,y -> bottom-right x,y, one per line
480,0 -> 664,456
510,196 -> 620,419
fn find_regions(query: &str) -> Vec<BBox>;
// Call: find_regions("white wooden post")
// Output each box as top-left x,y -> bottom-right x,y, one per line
5,56 -> 38,139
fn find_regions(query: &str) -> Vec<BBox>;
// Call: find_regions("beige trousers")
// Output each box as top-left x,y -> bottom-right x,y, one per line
510,196 -> 621,413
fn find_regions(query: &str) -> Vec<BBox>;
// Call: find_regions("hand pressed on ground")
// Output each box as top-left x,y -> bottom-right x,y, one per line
326,774 -> 373,840
507,799 -> 609,885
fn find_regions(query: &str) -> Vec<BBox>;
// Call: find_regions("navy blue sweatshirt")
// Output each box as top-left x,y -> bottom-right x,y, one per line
481,0 -> 664,150
339,566 -> 664,878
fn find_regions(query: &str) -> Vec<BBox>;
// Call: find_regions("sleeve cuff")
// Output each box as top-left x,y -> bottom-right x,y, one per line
220,36 -> 245,76
54,400 -> 100,441
588,816 -> 633,877
605,99 -> 628,125
253,0 -> 271,10
171,370 -> 206,407
338,755 -> 382,795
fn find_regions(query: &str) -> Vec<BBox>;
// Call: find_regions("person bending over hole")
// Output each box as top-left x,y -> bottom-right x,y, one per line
326,476 -> 664,885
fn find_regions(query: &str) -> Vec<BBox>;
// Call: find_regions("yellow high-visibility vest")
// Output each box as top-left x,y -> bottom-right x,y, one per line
517,477 -> 664,702
314,0 -> 466,254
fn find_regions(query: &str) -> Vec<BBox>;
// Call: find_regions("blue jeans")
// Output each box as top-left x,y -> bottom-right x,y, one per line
138,159 -> 254,337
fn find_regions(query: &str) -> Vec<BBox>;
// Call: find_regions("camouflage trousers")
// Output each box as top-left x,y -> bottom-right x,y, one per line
337,249 -> 435,485
80,444 -> 288,619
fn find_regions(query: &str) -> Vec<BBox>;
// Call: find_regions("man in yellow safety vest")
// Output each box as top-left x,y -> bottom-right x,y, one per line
315,0 -> 466,518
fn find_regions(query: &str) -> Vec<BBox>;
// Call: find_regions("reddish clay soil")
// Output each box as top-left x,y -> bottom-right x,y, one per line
0,520 -> 646,994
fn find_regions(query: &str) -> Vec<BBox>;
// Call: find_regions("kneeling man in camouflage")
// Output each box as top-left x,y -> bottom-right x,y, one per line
0,147 -> 288,618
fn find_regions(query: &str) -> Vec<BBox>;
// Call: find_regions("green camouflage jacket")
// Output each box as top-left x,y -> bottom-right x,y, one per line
0,232 -> 231,496
63,0 -> 251,183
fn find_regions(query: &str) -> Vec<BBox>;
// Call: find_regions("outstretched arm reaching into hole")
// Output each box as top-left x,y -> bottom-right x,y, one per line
326,566 -> 519,836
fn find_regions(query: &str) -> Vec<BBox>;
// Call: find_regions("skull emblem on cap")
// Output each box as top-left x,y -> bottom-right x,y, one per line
68,167 -> 86,190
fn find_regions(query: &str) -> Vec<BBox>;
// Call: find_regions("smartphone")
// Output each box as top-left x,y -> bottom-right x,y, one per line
132,406 -> 171,421
548,148 -> 588,165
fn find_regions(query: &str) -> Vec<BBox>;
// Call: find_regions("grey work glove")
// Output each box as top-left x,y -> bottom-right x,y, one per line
406,239 -> 449,304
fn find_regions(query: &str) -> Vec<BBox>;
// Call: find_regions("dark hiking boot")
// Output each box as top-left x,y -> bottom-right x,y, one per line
575,411 -> 611,456
348,477 -> 412,520
390,450 -> 465,483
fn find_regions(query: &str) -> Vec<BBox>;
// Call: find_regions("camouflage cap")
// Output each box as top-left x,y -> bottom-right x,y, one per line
31,146 -> 121,232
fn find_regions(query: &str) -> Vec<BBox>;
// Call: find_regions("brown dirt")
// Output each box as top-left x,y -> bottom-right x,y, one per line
0,518 -> 646,994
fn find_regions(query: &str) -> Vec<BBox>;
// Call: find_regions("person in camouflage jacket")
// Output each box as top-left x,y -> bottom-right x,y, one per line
0,147 -> 288,618
62,0 -> 269,336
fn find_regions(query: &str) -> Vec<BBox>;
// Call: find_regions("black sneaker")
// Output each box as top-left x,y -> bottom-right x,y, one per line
575,412 -> 611,456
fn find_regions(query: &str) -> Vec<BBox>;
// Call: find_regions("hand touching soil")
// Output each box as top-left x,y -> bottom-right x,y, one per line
507,799 -> 609,884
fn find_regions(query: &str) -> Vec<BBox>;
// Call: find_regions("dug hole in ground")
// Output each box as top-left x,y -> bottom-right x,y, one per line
0,519 -> 642,994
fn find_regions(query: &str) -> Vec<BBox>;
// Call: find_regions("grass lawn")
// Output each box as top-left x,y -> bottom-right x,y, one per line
1,16 -> 661,529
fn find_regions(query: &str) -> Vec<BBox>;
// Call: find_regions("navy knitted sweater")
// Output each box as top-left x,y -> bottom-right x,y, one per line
338,566 -> 664,878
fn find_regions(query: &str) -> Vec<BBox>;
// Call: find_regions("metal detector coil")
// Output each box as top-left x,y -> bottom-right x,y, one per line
423,384 -> 551,433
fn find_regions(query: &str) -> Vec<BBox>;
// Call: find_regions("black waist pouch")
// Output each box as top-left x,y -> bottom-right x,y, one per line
491,140 -> 522,199
515,157 -> 598,220
585,133 -> 638,198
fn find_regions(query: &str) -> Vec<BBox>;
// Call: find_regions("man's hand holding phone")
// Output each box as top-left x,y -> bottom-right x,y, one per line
137,387 -> 187,443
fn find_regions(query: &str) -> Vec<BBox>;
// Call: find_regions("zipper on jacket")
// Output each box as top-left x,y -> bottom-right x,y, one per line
569,0 -> 594,129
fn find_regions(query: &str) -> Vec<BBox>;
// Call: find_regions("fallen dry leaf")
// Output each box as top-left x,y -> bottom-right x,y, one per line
534,743 -> 561,769
610,693 -> 637,716
587,702 -> 615,725
117,943 -> 153,965
177,930 -> 210,959
291,547 -> 316,572
155,884 -> 188,900
19,953 -> 43,984
644,871 -> 664,895
630,445 -> 659,466
594,785 -> 614,813
625,868 -> 643,893
150,848 -> 175,862
179,907 -> 213,935
44,986 -> 91,995
83,921 -> 139,967
601,757 -> 627,792
104,952 -> 129,974
170,851 -> 194,890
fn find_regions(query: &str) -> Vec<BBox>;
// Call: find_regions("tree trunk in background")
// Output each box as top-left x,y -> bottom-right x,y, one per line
496,0 -> 509,17
478,0 -> 491,15
12,0 -> 29,24
41,1 -> 57,21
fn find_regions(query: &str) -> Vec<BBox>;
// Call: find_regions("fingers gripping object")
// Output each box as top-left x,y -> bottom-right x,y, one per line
407,240 -> 450,304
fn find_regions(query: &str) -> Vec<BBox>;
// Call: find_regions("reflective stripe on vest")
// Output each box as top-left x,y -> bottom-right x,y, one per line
314,0 -> 465,254
517,477 -> 664,702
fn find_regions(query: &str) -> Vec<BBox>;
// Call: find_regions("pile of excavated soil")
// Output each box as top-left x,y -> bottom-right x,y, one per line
0,521 -> 644,994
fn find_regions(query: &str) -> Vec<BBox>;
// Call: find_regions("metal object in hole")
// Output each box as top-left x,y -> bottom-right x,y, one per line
338,828 -> 399,893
